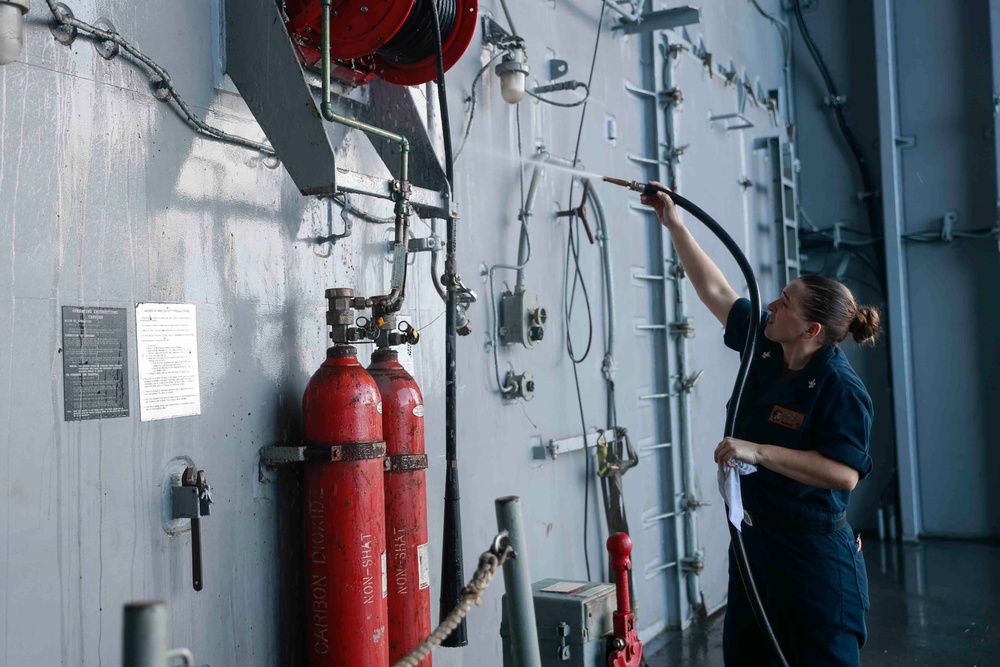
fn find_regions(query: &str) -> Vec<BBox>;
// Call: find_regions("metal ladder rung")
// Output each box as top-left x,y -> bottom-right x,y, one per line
643,510 -> 678,526
644,560 -> 679,580
639,392 -> 671,400
624,80 -> 657,99
639,441 -> 672,452
627,153 -> 669,167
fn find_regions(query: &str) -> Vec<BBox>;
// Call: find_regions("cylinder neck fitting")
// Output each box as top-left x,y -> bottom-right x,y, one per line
325,287 -> 367,344
371,348 -> 399,363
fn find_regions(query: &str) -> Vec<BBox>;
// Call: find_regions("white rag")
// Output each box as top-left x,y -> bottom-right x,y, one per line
717,459 -> 758,531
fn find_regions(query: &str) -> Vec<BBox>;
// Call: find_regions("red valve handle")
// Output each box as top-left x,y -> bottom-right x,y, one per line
607,533 -> 642,667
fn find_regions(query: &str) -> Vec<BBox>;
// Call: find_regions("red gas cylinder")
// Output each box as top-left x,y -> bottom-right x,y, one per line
303,344 -> 389,666
367,348 -> 431,664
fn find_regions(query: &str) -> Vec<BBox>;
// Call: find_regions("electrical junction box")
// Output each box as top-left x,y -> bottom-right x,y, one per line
500,579 -> 617,666
498,288 -> 548,349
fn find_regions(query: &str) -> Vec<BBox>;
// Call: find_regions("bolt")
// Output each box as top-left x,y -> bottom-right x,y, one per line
360,6 -> 369,12
524,380 -> 535,393
529,325 -> 545,342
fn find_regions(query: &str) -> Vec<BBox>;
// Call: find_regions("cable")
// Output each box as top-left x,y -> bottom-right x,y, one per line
487,107 -> 531,395
791,0 -> 882,271
902,227 -> 1000,242
333,192 -> 396,225
43,0 -> 274,156
455,52 -> 505,161
748,0 -> 791,77
562,191 -> 596,580
430,0 -> 467,647
378,0 -> 458,64
526,83 -> 590,108
562,0 -> 608,582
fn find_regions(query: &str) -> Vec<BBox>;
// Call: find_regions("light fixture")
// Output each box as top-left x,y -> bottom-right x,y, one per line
495,46 -> 529,105
0,0 -> 29,66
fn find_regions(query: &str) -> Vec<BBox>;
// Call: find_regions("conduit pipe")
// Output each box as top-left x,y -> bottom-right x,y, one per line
321,0 -> 411,313
657,44 -> 705,617
515,166 -> 543,289
488,165 -> 542,395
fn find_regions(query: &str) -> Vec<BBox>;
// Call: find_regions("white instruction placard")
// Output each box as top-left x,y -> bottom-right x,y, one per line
135,303 -> 202,421
417,542 -> 430,590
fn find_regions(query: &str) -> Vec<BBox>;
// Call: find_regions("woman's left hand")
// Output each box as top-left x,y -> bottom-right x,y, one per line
714,437 -> 764,467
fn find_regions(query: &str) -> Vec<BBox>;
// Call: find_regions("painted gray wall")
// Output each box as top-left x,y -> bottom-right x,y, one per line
790,0 -> 896,535
793,0 -> 1000,539
0,0 -> 902,665
892,0 -> 1000,538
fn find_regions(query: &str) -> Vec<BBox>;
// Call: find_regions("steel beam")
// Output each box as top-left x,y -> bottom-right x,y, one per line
224,0 -> 338,196
873,0 -> 923,541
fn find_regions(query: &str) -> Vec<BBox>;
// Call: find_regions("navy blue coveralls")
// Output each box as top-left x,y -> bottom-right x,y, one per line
722,298 -> 873,667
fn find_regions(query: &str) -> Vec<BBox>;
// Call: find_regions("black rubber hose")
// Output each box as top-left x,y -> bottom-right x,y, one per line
643,183 -> 791,667
430,0 -> 467,648
377,0 -> 458,64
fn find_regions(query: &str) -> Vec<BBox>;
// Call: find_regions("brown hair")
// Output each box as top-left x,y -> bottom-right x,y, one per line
797,275 -> 881,346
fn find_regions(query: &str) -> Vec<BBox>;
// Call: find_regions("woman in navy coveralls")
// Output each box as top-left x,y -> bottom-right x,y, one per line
642,184 -> 878,666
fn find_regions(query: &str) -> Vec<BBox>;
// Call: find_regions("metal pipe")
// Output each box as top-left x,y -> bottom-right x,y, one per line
321,0 -> 411,312
430,218 -> 447,301
660,35 -> 704,617
515,166 -> 543,289
495,496 -> 542,667
605,0 -> 640,23
497,0 -> 520,37
489,165 -> 542,395
872,0 -> 922,540
426,84 -> 448,302
123,601 -> 168,667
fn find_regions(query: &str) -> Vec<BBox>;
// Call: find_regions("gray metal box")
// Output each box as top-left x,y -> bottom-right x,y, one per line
500,578 -> 616,666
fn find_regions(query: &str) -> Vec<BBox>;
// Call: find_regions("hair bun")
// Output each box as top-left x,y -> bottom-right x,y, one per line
849,305 -> 881,345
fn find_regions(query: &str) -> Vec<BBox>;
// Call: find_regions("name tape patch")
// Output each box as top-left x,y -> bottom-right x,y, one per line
769,405 -> 805,430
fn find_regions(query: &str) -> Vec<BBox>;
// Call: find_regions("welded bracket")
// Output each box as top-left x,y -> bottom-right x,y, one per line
225,0 -> 448,201
259,445 -> 306,466
612,6 -> 701,34
332,80 -> 448,194
710,112 -> 754,132
224,0 -> 338,196
336,169 -> 451,219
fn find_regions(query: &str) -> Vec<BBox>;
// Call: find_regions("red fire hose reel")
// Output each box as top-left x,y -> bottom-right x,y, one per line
284,0 -> 479,86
